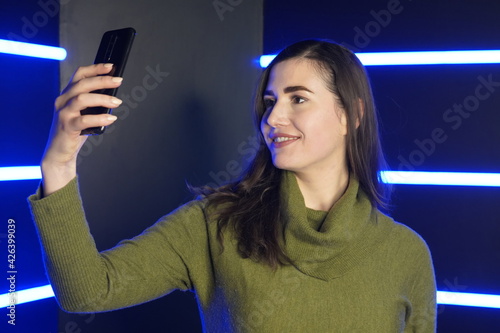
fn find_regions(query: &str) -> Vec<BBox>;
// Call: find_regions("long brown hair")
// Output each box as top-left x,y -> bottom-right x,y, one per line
194,40 -> 390,268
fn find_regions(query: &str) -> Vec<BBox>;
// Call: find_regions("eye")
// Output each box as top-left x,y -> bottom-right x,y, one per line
291,96 -> 306,104
263,97 -> 276,109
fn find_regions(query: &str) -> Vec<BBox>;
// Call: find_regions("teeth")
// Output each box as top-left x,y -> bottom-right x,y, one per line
274,137 -> 297,143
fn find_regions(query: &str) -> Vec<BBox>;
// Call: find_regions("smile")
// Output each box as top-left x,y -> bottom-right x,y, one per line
273,137 -> 299,143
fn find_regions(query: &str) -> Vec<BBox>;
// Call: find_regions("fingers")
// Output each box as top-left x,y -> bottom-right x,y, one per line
53,63 -> 125,137
68,113 -> 118,133
63,91 -> 123,114
71,63 -> 114,84
56,93 -> 121,133
57,75 -> 123,110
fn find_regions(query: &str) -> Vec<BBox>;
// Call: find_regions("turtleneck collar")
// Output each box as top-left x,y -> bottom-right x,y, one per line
281,171 -> 392,281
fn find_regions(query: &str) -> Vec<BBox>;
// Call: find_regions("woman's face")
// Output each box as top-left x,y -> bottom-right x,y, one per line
260,58 -> 348,177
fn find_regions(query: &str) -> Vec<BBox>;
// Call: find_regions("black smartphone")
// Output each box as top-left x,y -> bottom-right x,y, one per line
80,27 -> 136,135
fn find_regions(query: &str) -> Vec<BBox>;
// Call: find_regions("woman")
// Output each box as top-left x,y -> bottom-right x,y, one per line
29,40 -> 436,332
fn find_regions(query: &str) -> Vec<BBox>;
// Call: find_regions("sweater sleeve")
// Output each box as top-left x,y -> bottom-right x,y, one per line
404,234 -> 437,333
28,177 -> 210,313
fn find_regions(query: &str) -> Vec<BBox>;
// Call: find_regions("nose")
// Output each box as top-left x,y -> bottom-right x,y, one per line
265,101 -> 289,128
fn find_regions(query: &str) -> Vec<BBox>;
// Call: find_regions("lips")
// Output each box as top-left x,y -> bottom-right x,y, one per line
270,133 -> 300,148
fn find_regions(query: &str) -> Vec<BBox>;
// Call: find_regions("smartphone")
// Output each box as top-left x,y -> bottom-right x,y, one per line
80,27 -> 136,135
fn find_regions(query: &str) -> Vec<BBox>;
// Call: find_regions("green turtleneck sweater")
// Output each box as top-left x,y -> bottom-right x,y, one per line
28,171 -> 436,332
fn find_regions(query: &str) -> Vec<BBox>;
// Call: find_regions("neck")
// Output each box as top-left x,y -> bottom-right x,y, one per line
293,167 -> 350,211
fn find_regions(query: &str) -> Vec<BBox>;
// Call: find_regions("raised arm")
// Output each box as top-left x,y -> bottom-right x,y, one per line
30,64 -> 211,313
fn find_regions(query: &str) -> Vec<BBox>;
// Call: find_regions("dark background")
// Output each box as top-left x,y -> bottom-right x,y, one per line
1,0 -> 499,332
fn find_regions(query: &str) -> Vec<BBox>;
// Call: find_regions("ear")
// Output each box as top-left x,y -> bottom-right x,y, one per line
355,98 -> 364,129
339,110 -> 348,136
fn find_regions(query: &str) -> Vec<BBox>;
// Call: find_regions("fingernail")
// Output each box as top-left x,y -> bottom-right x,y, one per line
111,97 -> 122,105
107,115 -> 118,121
104,63 -> 113,68
112,77 -> 123,83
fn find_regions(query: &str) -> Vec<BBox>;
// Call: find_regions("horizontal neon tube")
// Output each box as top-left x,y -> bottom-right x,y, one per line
0,39 -> 67,60
259,50 -> 500,67
3,167 -> 500,187
0,284 -> 54,308
380,171 -> 500,187
0,166 -> 41,181
437,291 -> 500,309
1,285 -> 499,309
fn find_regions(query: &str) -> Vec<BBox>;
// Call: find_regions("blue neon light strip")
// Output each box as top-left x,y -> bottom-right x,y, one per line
3,167 -> 500,187
0,166 -> 41,181
259,50 -> 500,67
0,39 -> 67,60
1,284 -> 499,309
437,291 -> 500,309
380,171 -> 500,187
0,284 -> 54,308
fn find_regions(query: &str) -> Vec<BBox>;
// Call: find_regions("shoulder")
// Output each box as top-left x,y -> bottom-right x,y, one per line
373,213 -> 436,298
376,212 -> 433,261
139,198 -> 213,241
163,198 -> 208,220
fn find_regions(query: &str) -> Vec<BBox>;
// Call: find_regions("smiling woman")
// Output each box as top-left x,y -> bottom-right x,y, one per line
194,40 -> 436,331
29,40 -> 436,332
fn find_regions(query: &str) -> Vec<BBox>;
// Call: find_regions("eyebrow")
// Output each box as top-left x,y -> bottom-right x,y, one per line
264,85 -> 314,96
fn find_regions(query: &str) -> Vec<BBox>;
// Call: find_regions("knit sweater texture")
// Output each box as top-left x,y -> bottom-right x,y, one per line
28,171 -> 436,332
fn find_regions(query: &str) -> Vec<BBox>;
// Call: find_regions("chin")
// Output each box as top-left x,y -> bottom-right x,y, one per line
271,158 -> 298,172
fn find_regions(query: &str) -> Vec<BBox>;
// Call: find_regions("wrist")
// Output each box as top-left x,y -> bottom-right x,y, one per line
41,159 -> 77,197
